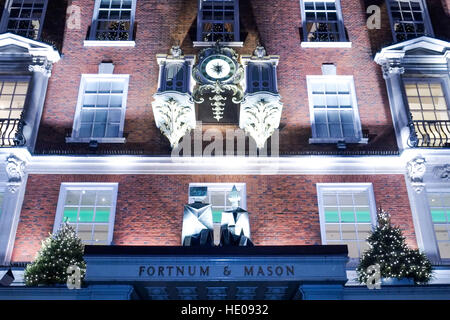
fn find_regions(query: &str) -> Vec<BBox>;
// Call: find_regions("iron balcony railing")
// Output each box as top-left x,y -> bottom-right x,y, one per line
0,118 -> 26,147
409,120 -> 450,148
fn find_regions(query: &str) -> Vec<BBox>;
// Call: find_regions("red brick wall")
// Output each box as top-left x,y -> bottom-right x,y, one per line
34,0 -> 417,155
12,173 -> 416,262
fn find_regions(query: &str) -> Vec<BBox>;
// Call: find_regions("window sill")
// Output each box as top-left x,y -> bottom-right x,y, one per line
309,137 -> 368,144
66,137 -> 126,144
301,41 -> 352,48
193,41 -> 244,48
83,40 -> 136,47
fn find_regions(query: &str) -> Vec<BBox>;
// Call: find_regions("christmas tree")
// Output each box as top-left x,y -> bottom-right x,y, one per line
24,222 -> 86,286
357,209 -> 432,285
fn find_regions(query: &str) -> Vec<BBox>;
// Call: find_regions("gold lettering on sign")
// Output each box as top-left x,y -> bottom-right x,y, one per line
138,265 -> 295,277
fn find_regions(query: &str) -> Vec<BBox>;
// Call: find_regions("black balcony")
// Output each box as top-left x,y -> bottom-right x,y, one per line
0,118 -> 26,147
410,120 -> 450,148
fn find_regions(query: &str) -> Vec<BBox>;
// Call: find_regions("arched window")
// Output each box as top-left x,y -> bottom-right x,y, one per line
248,63 -> 273,93
164,63 -> 186,92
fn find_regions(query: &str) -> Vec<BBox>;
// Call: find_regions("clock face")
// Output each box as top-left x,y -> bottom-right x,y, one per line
200,54 -> 236,82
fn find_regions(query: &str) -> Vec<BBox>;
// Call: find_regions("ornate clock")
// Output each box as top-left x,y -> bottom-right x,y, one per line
200,54 -> 237,83
193,44 -> 244,122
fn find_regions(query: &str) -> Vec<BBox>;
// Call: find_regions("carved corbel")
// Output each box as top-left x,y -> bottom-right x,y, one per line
239,93 -> 283,149
6,155 -> 26,193
152,92 -> 196,148
407,156 -> 426,193
381,60 -> 405,79
28,59 -> 52,77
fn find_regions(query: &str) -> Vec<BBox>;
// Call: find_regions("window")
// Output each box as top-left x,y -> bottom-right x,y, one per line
247,63 -> 275,93
197,0 -> 239,43
307,75 -> 365,143
0,78 -> 29,119
0,78 -> 29,146
89,0 -> 136,41
162,63 -> 187,93
387,0 -> 433,42
405,80 -> 449,121
67,74 -> 129,143
0,0 -> 48,40
54,183 -> 118,245
404,79 -> 450,147
427,192 -> 450,259
300,0 -> 347,43
189,183 -> 246,221
317,183 -> 377,259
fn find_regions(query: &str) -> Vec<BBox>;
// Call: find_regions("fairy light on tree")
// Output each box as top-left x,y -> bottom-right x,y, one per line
24,222 -> 86,286
357,208 -> 432,285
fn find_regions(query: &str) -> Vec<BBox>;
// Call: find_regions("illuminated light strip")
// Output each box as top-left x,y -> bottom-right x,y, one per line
1,146 -> 449,175
25,155 -> 406,175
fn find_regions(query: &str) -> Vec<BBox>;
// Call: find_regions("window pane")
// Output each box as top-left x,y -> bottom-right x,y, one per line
342,224 -> 357,240
95,208 -> 110,222
325,224 -> 340,240
79,207 -> 95,222
81,191 -> 96,205
355,207 -> 371,223
325,207 -> 339,222
93,225 -> 109,242
323,193 -> 337,206
438,242 -> 450,259
77,224 -> 93,241
431,209 -> 446,223
65,190 -> 81,205
63,207 -> 78,222
340,208 -> 355,222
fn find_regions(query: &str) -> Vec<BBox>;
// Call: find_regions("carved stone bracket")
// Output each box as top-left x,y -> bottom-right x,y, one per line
5,155 -> 26,193
407,156 -> 426,193
28,58 -> 52,77
433,164 -> 450,180
152,92 -> 196,148
193,81 -> 244,122
381,60 -> 405,79
239,93 -> 283,149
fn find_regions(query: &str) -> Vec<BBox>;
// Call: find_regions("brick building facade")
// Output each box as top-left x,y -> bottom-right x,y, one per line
0,0 -> 449,300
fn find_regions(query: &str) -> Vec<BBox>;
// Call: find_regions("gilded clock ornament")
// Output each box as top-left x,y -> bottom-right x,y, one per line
192,43 -> 244,122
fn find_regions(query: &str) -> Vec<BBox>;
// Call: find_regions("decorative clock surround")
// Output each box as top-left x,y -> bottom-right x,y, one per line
152,43 -> 283,149
192,43 -> 245,122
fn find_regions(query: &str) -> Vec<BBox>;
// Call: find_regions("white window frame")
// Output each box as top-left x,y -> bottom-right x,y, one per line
385,0 -> 434,43
0,75 -> 31,118
66,73 -> 129,144
53,182 -> 119,245
317,183 -> 377,261
0,0 -> 48,40
307,75 -> 367,144
425,187 -> 450,264
84,0 -> 137,47
402,76 -> 450,120
188,182 -> 247,210
299,0 -> 351,48
194,0 -> 242,47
